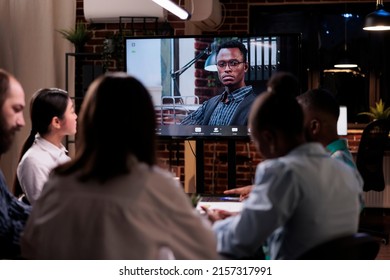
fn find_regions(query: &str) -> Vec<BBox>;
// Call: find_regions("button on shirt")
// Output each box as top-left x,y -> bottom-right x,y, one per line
17,136 -> 70,205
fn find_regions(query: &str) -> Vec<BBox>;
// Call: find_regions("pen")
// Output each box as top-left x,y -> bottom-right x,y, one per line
220,196 -> 240,201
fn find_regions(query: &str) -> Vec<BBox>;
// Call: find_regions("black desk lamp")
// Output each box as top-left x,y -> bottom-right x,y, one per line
170,46 -> 216,97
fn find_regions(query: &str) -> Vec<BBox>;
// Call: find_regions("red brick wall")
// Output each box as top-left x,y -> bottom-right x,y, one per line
76,0 -> 369,52
75,0 -> 364,194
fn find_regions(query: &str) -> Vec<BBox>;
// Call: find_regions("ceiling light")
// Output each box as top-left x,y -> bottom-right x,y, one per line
363,0 -> 390,31
152,0 -> 191,20
335,11 -> 358,68
334,58 -> 358,69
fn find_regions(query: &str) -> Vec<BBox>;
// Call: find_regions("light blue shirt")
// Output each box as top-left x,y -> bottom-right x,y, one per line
326,138 -> 365,210
213,142 -> 363,260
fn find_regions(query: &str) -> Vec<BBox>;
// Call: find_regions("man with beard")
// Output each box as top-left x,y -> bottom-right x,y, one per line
181,40 -> 257,126
0,68 -> 31,259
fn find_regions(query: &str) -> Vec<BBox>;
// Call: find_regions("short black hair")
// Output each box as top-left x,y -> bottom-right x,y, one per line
216,40 -> 248,62
250,91 -> 304,137
297,88 -> 340,119
267,71 -> 300,97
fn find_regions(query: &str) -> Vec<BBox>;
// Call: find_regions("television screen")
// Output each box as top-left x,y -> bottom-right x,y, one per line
125,34 -> 302,139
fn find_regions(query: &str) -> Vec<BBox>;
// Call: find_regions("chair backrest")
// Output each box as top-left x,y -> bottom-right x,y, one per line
356,119 -> 390,192
298,232 -> 380,260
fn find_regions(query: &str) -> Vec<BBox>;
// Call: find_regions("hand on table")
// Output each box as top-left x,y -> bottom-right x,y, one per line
200,206 -> 237,223
223,185 -> 254,201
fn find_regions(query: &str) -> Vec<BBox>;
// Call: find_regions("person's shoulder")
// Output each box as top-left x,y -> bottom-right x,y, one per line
330,152 -> 358,172
257,157 -> 291,175
41,171 -> 77,194
19,146 -> 52,167
208,93 -> 223,102
244,86 -> 258,100
268,143 -> 324,170
149,165 -> 180,186
146,166 -> 187,195
140,165 -> 194,210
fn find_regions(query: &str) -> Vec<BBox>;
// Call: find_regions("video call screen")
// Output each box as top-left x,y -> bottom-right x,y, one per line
125,34 -> 301,139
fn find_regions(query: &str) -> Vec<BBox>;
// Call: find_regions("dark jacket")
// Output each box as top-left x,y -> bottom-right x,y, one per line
201,88 -> 257,126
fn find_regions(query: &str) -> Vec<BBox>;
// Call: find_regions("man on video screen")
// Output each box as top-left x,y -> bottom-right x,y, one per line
181,40 -> 257,126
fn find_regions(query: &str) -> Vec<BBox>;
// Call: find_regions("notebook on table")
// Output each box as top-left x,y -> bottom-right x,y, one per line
196,195 -> 243,213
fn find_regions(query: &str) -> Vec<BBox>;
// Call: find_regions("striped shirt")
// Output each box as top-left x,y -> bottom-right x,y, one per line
182,86 -> 253,125
0,171 -> 31,258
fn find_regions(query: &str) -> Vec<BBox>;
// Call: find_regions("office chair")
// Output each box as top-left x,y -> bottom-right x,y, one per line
298,232 -> 380,260
356,119 -> 390,192
356,119 -> 390,244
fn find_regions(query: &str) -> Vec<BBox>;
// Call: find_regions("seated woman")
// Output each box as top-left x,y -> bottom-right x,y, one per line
21,72 -> 218,260
204,91 -> 363,260
15,88 -> 77,205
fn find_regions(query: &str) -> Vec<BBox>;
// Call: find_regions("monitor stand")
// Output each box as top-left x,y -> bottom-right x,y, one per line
196,139 -> 237,193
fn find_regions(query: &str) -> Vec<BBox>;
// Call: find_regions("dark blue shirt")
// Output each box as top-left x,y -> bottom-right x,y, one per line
0,170 -> 31,258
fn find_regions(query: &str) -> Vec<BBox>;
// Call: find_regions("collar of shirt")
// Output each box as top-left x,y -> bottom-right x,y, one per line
286,142 -> 328,158
35,135 -> 69,158
326,138 -> 348,155
220,85 -> 253,103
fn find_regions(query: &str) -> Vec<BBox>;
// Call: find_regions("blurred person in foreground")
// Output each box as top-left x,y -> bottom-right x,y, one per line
204,91 -> 363,259
0,69 -> 31,259
21,72 -> 218,260
224,71 -> 300,200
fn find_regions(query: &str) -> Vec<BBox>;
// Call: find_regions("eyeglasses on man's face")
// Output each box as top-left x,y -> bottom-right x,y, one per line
216,60 -> 245,69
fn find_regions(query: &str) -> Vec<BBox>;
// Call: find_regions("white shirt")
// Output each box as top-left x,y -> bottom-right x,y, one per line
213,143 -> 363,260
17,135 -> 70,205
21,161 -> 218,260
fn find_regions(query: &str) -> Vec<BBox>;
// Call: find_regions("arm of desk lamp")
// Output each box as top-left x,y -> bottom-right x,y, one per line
170,47 -> 212,99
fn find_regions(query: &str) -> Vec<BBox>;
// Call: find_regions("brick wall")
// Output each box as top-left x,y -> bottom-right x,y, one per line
75,0 -> 364,194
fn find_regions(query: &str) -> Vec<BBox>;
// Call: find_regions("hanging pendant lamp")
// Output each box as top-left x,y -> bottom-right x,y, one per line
335,13 -> 358,68
363,0 -> 390,31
